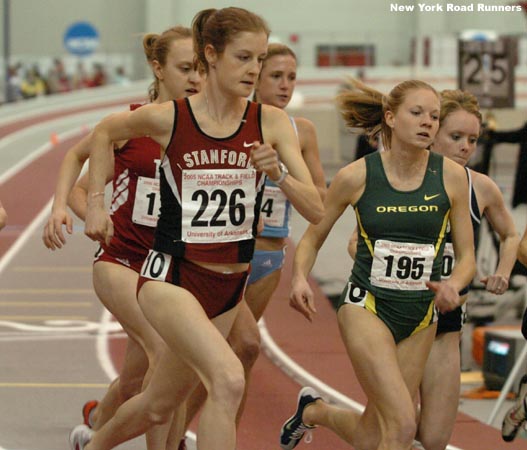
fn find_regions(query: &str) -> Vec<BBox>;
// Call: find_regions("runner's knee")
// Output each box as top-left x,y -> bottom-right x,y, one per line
118,374 -> 143,401
208,361 -> 246,411
144,393 -> 178,426
387,410 -> 417,448
229,325 -> 261,370
418,429 -> 449,450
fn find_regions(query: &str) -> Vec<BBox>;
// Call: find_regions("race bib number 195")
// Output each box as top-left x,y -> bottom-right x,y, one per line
371,240 -> 435,290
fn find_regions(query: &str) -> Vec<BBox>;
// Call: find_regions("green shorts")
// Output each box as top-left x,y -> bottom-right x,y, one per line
338,282 -> 437,343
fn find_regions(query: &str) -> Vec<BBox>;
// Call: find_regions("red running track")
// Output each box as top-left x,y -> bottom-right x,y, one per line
2,99 -> 524,449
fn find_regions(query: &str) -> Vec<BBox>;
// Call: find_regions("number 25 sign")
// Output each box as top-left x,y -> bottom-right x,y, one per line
458,37 -> 516,108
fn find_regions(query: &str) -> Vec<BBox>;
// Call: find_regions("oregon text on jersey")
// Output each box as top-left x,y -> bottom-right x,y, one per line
183,149 -> 252,168
376,205 -> 439,213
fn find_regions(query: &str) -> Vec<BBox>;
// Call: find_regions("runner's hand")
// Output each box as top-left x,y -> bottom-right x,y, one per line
481,274 -> 509,295
290,275 -> 317,322
42,208 -> 73,250
85,205 -> 114,246
426,280 -> 459,314
250,141 -> 281,181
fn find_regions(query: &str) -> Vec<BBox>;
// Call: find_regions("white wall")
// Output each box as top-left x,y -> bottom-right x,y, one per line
0,0 -> 147,79
0,0 -> 525,83
154,0 -> 527,66
2,0 -> 523,69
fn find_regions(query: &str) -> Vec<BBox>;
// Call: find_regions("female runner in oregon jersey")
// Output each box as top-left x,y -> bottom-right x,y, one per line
280,78 -> 475,450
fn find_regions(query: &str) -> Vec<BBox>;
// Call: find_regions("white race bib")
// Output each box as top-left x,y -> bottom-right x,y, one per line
181,169 -> 256,243
371,239 -> 435,290
441,242 -> 455,279
132,176 -> 160,227
140,250 -> 171,281
260,185 -> 287,228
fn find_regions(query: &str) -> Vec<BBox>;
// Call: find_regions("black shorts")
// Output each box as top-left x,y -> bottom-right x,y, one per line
436,305 -> 466,334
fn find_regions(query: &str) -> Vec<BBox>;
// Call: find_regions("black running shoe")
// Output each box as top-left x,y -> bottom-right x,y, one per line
280,387 -> 320,449
502,374 -> 527,442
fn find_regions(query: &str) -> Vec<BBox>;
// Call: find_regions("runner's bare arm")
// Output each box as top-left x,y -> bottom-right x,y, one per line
476,172 -> 519,293
258,105 -> 324,224
291,163 -> 361,320
295,117 -> 327,201
428,159 -> 476,313
85,103 -> 173,244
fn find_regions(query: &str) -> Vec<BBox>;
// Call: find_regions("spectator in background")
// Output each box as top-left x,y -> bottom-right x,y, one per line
47,58 -> 71,94
468,111 -> 496,175
469,114 -> 527,209
89,63 -> 107,87
72,61 -> 91,90
6,64 -> 22,102
32,65 -> 49,93
20,67 -> 47,99
501,223 -> 527,442
113,66 -> 131,86
488,122 -> 527,209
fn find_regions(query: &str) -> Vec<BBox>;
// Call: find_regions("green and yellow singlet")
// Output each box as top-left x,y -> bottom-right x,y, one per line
352,151 -> 450,303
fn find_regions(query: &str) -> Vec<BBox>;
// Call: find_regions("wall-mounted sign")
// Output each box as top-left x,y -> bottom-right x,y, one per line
458,37 -> 516,108
64,22 -> 99,56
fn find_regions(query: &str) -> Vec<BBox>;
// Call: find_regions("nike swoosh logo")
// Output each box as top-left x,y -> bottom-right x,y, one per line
243,142 -> 255,148
424,194 -> 440,201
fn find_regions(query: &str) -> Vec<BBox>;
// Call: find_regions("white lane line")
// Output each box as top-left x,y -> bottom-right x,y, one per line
0,332 -> 127,343
0,124 -> 89,276
0,126 -> 91,185
96,310 -> 200,446
0,199 -> 52,275
97,309 -> 120,380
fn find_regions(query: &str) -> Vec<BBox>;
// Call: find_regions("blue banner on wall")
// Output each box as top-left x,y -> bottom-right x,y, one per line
64,22 -> 100,56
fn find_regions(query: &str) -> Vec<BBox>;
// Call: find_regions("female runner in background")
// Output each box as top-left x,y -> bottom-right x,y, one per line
419,89 -> 519,449
43,26 -> 201,450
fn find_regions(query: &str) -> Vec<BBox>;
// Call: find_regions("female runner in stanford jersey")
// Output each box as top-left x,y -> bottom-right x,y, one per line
42,26 -> 201,450
181,43 -> 327,430
280,79 -> 475,450
71,7 -> 324,450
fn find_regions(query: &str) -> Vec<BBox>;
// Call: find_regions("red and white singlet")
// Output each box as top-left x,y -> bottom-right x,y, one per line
153,98 -> 266,263
100,104 -> 161,266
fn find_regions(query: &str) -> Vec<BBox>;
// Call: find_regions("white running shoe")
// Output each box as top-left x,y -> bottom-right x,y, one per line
69,424 -> 93,450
